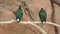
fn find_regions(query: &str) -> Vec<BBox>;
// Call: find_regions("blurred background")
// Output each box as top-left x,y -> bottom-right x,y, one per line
0,0 -> 60,34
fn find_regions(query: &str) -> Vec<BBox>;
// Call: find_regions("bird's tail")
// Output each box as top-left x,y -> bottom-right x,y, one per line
16,19 -> 20,22
41,21 -> 46,24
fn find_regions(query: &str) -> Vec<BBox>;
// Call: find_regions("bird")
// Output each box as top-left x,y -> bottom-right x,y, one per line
39,8 -> 47,24
16,6 -> 23,22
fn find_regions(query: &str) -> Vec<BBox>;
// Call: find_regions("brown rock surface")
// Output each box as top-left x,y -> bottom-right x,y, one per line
0,0 -> 60,34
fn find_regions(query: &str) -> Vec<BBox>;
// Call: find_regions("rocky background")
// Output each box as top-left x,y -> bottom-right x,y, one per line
0,0 -> 60,34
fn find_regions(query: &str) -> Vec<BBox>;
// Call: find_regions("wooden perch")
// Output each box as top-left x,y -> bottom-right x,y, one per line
0,19 -> 60,34
0,20 -> 60,27
0,20 -> 48,34
0,20 -> 60,34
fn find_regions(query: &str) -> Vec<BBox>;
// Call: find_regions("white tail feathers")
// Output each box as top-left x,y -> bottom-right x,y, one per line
43,21 -> 46,24
16,19 -> 20,21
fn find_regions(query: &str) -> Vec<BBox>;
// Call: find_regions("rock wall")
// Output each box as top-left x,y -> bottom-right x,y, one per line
0,0 -> 60,34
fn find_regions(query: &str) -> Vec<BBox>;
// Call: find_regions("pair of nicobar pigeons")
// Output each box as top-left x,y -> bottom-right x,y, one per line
16,6 -> 47,24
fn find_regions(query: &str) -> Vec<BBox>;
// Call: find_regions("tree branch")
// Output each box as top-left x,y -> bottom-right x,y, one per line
19,0 -> 35,21
53,0 -> 60,6
50,0 -> 58,34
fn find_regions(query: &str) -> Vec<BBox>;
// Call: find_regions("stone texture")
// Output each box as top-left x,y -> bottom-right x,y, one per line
0,0 -> 60,34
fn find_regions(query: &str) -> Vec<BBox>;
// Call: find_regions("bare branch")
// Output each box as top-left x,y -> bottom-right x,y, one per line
53,0 -> 60,6
50,0 -> 58,34
19,0 -> 35,21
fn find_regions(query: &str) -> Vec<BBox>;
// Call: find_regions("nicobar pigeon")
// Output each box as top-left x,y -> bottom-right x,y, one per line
16,6 -> 23,22
39,8 -> 47,24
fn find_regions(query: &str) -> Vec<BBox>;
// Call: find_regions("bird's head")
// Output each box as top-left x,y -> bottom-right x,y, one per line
19,6 -> 21,9
41,8 -> 44,10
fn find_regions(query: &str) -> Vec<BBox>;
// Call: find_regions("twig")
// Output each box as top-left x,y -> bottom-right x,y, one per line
0,19 -> 16,25
0,20 -> 60,28
0,20 -> 47,34
21,20 -> 47,34
28,22 -> 47,34
18,0 -> 35,21
53,0 -> 60,6
46,22 -> 60,27
0,20 -> 60,27
24,25 -> 40,34
50,0 -> 58,34
0,20 -> 60,34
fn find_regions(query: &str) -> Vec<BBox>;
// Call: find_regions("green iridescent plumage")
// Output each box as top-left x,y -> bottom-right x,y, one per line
16,6 -> 23,22
39,8 -> 47,24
